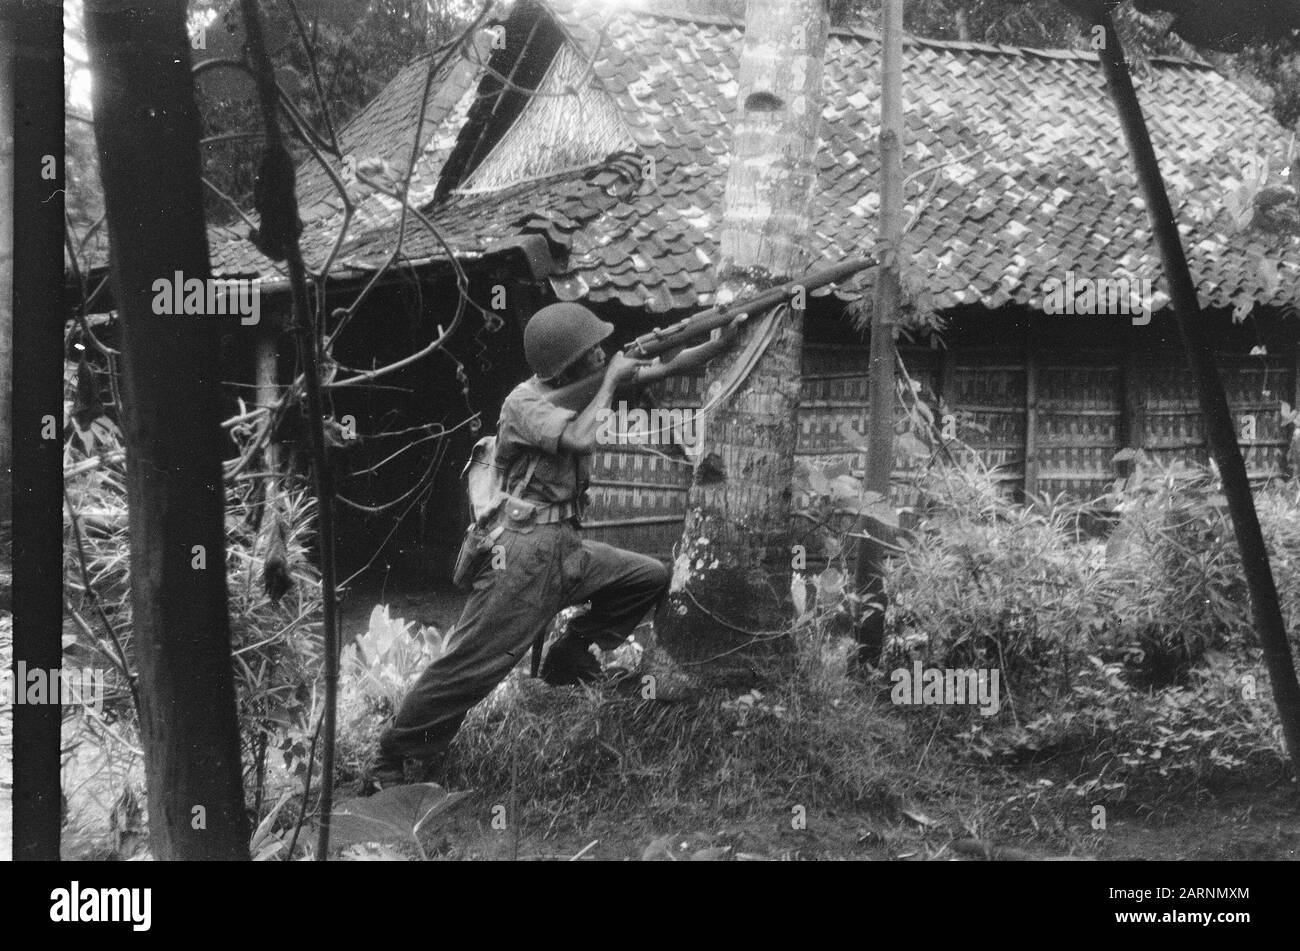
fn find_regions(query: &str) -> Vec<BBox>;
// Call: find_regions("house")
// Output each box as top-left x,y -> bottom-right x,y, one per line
76,0 -> 1300,572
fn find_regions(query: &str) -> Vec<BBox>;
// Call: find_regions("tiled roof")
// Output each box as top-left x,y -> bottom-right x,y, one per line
204,0 -> 1300,320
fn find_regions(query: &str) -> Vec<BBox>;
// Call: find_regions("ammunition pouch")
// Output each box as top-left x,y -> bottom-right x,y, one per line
451,516 -> 505,591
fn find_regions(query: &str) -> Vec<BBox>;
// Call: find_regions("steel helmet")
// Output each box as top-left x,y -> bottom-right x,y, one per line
524,302 -> 613,379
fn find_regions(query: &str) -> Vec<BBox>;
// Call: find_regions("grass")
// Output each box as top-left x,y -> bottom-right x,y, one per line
396,646 -> 1294,860
437,635 -> 959,842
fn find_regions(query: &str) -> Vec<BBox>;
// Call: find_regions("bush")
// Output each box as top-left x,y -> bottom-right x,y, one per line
226,485 -> 324,812
973,649 -> 1288,799
883,457 -> 1298,794
335,604 -> 449,781
885,463 -> 1111,696
62,379 -> 328,828
1100,456 -> 1251,686
1254,479 -> 1300,647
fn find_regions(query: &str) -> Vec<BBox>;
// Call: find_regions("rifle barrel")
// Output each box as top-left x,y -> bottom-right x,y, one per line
543,255 -> 874,410
625,255 -> 873,357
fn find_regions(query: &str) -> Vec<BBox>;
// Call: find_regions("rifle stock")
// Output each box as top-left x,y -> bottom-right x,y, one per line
543,256 -> 874,412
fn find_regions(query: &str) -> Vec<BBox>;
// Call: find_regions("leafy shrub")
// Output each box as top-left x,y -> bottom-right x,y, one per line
61,367 -> 328,822
883,457 -> 1298,793
1253,478 -> 1300,648
885,464 -> 1109,693
335,605 -> 449,780
1100,455 -> 1250,686
226,486 -> 323,809
971,649 -> 1288,798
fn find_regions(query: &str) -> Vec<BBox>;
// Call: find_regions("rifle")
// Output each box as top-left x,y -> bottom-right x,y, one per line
545,256 -> 874,410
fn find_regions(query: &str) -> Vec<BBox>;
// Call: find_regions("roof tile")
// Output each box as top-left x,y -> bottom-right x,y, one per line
163,1 -> 1299,322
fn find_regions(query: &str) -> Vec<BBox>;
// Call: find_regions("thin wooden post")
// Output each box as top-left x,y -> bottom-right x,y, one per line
933,332 -> 948,409
1089,3 -> 1300,775
1291,341 -> 1300,477
852,0 -> 903,668
1121,334 -> 1145,473
1023,318 -> 1039,500
255,331 -> 279,476
239,0 -> 341,858
0,19 -> 12,525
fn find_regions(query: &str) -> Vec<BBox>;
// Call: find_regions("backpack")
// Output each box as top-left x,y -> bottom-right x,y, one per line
460,435 -> 543,522
462,435 -> 506,523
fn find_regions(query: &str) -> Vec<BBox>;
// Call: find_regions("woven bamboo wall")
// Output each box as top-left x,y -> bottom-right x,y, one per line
1223,355 -> 1294,478
944,346 -> 1027,495
579,371 -> 701,553
577,323 -> 1298,557
1033,349 -> 1123,498
1142,352 -> 1292,479
795,343 -> 940,509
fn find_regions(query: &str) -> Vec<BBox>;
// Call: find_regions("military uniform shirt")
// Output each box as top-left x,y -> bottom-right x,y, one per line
495,375 -> 591,504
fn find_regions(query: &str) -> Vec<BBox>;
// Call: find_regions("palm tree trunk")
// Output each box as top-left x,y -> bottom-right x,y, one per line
653,0 -> 831,682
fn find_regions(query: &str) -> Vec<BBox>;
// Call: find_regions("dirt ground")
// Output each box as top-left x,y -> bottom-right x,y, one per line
348,772 -> 1299,862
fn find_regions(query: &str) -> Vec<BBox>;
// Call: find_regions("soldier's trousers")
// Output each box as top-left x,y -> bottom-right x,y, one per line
379,519 -> 671,763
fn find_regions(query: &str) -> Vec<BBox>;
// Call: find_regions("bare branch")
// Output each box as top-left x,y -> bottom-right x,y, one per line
326,4 -> 493,347
284,0 -> 340,153
326,174 -> 471,388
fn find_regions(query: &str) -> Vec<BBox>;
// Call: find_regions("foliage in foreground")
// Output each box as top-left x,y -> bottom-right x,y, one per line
60,370 -> 1300,856
61,370 -> 328,855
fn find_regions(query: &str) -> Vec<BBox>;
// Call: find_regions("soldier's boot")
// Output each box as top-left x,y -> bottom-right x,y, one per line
367,754 -> 407,794
539,634 -> 603,686
367,749 -> 450,795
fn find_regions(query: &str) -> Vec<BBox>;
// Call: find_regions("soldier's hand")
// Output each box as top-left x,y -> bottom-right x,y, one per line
606,352 -> 649,387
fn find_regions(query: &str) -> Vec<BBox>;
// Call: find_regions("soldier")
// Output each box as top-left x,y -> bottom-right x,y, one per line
370,302 -> 671,790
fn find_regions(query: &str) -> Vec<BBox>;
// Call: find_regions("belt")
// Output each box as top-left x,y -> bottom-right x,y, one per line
501,497 -> 581,526
534,499 -> 581,525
